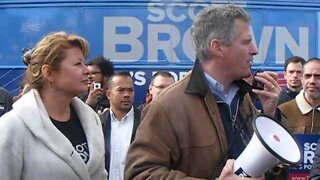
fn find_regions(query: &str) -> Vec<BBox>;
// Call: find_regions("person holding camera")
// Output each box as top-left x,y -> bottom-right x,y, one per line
79,56 -> 115,113
0,32 -> 107,179
124,4 -> 282,180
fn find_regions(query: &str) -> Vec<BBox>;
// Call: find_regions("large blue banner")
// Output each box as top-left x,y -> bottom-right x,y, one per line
0,0 -> 318,101
0,1 -> 317,68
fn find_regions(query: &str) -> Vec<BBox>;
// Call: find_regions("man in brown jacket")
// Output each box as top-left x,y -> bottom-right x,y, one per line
279,58 -> 320,179
125,4 -> 281,179
279,58 -> 320,133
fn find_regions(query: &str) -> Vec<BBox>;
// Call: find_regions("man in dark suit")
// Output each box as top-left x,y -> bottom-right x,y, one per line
99,71 -> 140,180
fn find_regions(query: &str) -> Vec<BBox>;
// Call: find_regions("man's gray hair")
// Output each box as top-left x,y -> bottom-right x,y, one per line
191,4 -> 251,61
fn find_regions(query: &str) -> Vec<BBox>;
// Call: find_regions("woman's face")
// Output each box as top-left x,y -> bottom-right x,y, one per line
51,47 -> 89,96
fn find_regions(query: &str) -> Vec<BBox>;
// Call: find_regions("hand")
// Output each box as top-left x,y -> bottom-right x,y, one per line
219,159 -> 264,180
85,82 -> 104,106
251,71 -> 281,117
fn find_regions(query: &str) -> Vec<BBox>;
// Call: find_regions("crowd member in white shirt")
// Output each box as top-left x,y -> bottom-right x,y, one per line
99,71 -> 141,180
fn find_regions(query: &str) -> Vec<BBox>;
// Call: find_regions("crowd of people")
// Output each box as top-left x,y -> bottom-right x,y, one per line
0,3 -> 320,180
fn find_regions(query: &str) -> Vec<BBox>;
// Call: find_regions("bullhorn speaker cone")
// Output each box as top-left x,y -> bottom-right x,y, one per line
233,114 -> 302,177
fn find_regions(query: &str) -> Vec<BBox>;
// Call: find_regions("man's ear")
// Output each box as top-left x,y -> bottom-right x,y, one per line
210,39 -> 224,57
41,64 -> 54,82
148,84 -> 153,96
106,89 -> 111,100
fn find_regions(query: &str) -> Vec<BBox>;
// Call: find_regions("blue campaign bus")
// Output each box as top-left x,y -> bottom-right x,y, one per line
0,0 -> 319,105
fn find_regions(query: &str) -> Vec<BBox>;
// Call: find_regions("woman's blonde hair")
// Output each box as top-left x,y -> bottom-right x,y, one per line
24,31 -> 89,90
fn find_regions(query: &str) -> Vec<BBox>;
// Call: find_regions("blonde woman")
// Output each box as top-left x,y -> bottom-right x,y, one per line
0,32 -> 107,180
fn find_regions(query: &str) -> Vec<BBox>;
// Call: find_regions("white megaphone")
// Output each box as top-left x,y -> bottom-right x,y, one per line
233,114 -> 302,177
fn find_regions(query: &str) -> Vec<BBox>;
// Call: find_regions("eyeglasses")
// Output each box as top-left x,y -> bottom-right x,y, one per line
90,71 -> 101,75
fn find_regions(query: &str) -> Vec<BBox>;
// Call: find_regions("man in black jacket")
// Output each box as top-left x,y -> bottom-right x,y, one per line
278,56 -> 305,105
99,71 -> 140,179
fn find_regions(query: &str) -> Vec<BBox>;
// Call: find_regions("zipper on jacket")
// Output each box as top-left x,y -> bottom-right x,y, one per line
311,108 -> 316,133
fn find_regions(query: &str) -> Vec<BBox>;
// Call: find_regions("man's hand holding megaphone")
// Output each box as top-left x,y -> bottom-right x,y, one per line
219,160 -> 264,180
